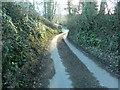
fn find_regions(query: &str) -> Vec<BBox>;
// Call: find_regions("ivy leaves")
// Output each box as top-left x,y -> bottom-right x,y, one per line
76,30 -> 101,47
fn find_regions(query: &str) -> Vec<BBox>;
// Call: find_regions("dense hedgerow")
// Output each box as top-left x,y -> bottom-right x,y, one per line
2,2 -> 60,88
66,2 -> 120,75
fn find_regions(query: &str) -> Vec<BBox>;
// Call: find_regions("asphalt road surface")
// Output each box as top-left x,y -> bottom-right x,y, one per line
49,28 -> 118,88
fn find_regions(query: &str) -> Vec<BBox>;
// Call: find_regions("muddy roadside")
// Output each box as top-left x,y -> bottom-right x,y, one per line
57,35 -> 103,88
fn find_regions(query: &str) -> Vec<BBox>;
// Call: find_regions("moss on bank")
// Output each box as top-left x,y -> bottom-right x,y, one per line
2,2 -> 60,88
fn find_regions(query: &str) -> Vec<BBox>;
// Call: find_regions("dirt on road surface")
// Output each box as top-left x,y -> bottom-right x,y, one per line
34,29 -> 118,88
57,35 -> 102,88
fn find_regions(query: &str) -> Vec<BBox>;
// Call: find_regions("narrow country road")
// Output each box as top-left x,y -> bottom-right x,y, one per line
49,33 -> 72,88
49,28 -> 118,88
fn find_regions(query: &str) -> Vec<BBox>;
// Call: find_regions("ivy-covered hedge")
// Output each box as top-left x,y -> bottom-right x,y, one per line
67,13 -> 120,76
2,2 -> 60,88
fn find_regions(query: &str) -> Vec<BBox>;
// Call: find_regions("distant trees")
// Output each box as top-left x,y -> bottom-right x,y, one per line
82,1 -> 98,19
66,0 -> 119,35
43,0 -> 57,21
66,0 -> 98,31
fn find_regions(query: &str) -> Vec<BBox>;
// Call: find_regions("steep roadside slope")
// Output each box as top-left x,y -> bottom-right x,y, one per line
2,2 -> 61,88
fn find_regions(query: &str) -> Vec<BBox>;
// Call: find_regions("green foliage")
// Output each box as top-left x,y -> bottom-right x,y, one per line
2,2 -> 59,88
66,1 -> 120,75
77,30 -> 101,47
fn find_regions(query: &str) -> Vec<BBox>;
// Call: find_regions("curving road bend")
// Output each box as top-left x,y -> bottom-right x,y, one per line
49,28 -> 118,88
